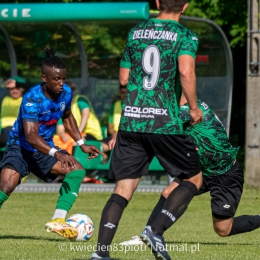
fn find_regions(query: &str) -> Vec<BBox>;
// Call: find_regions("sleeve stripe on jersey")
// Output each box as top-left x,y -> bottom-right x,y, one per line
178,51 -> 196,59
120,60 -> 131,69
23,118 -> 39,123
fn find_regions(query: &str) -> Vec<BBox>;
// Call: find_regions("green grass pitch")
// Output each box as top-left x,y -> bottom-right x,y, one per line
0,187 -> 259,260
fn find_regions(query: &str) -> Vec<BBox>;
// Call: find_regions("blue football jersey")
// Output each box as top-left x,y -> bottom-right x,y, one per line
8,83 -> 73,151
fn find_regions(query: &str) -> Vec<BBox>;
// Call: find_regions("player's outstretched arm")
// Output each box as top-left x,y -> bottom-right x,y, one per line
23,121 -> 78,169
62,110 -> 104,159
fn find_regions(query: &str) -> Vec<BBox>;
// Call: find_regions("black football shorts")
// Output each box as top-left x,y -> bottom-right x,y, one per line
108,130 -> 201,180
197,160 -> 244,218
0,143 -> 69,183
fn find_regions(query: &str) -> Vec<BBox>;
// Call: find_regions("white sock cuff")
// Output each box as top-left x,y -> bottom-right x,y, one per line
52,209 -> 67,220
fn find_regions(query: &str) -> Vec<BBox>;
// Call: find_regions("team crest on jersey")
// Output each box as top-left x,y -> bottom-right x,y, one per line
60,102 -> 65,112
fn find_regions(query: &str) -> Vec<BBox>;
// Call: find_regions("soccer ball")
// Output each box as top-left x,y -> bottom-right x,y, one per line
66,213 -> 94,241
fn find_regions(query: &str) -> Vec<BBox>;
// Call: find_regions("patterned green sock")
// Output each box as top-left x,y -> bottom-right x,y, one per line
0,190 -> 9,209
56,169 -> 86,212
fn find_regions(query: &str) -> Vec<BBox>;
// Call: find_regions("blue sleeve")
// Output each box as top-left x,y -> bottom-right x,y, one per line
65,89 -> 73,112
21,96 -> 40,123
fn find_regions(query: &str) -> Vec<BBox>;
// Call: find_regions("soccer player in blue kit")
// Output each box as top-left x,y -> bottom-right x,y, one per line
0,48 -> 103,239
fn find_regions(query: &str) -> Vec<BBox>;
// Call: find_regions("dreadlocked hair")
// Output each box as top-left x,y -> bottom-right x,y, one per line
41,47 -> 66,73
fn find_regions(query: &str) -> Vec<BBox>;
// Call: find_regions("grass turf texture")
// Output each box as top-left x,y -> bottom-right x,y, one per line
0,187 -> 259,260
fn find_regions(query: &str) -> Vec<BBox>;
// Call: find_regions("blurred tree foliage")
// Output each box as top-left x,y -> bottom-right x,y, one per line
1,0 -> 247,164
4,0 -> 247,48
186,0 -> 247,48
2,0 -> 247,48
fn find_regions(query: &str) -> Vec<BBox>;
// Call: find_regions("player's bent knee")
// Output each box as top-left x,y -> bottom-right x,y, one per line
114,179 -> 139,201
193,171 -> 203,190
182,171 -> 203,191
162,181 -> 179,198
161,188 -> 169,198
74,162 -> 84,170
213,226 -> 230,237
213,218 -> 233,237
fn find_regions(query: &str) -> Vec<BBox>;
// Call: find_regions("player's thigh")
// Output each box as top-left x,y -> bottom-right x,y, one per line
24,148 -> 81,182
51,159 -> 83,175
0,143 -> 30,182
109,131 -> 151,180
149,133 -> 201,179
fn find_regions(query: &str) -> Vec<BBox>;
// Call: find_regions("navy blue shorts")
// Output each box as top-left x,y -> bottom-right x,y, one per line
0,143 -> 68,183
109,130 -> 201,180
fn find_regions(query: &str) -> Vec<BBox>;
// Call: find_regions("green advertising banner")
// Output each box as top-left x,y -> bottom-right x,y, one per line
0,2 -> 149,22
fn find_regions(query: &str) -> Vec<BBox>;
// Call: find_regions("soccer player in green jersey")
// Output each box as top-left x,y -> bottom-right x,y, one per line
153,95 -> 260,238
120,93 -> 260,249
91,1 -> 203,260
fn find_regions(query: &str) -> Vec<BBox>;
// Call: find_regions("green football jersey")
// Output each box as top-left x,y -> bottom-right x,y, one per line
119,18 -> 199,134
179,100 -> 239,176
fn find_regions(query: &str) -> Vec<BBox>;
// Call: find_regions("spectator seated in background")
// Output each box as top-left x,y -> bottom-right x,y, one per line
102,84 -> 127,160
53,81 -> 103,154
11,75 -> 35,91
0,77 -> 26,147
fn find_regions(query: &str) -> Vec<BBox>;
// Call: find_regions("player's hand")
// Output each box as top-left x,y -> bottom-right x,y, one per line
108,136 -> 117,150
80,144 -> 105,160
189,107 -> 202,125
55,152 -> 78,169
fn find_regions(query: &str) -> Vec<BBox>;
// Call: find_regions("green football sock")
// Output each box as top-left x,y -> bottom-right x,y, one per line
0,190 -> 9,209
56,169 -> 86,212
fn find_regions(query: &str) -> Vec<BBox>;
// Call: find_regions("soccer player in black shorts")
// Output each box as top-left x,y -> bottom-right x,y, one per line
147,94 -> 260,237
121,93 -> 260,248
91,1 -> 203,259
0,48 -> 103,239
